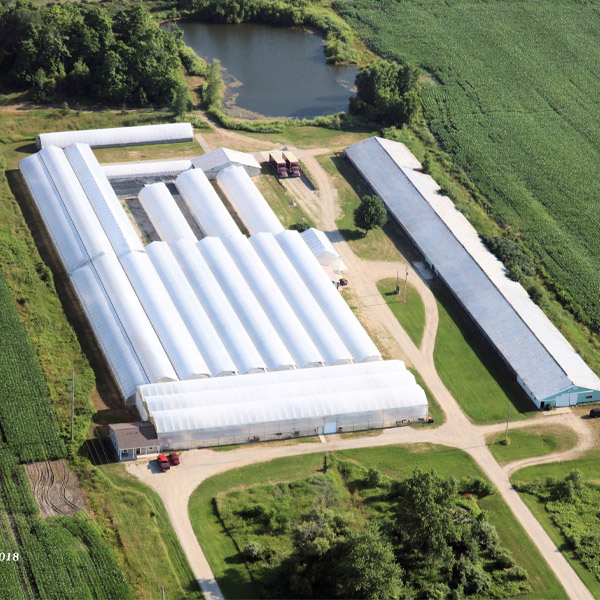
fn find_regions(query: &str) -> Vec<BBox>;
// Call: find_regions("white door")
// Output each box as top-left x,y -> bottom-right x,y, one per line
317,426 -> 323,435
324,421 -> 337,435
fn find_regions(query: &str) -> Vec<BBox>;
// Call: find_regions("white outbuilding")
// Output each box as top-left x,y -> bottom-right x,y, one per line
191,147 -> 261,179
102,159 -> 192,181
301,228 -> 347,272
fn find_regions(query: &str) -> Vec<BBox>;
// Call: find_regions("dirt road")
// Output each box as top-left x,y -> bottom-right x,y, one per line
127,124 -> 594,600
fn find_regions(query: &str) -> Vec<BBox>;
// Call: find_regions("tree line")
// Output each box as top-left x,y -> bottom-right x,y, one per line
0,0 -> 193,108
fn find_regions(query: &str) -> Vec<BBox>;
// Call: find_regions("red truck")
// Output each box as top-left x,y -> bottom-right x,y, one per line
283,151 -> 300,177
269,151 -> 288,178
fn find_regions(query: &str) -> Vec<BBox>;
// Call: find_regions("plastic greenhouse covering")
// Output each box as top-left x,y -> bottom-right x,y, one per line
170,240 -> 267,374
64,143 -> 144,257
216,165 -> 285,235
146,242 -> 238,377
71,264 -> 148,398
277,230 -> 382,363
19,153 -> 89,275
138,183 -> 198,244
224,234 -> 325,368
39,146 -> 114,262
140,370 -> 414,419
139,360 -> 402,401
175,168 -> 241,239
120,250 -> 210,380
37,123 -> 194,149
198,237 -> 295,371
250,233 -> 353,366
301,228 -> 347,272
103,159 -> 192,180
92,253 -> 178,383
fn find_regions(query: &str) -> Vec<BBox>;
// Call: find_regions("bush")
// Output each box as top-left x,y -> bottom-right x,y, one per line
243,542 -> 262,562
459,476 -> 495,498
290,222 -> 310,233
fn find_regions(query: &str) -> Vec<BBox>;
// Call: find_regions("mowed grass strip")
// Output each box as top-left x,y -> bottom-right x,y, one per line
87,464 -> 202,600
487,425 -> 578,464
433,282 -> 536,423
377,278 -> 425,347
188,444 -> 564,600
408,367 -> 445,426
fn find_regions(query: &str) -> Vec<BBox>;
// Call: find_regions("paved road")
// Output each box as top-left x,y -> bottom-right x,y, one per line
127,125 -> 594,600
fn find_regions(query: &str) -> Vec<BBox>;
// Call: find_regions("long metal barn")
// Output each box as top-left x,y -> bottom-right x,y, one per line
345,136 -> 600,409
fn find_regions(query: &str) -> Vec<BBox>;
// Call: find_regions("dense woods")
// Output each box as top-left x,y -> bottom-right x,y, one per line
0,1 -> 188,107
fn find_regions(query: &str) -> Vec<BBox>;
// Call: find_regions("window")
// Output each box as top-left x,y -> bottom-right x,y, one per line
586,395 -> 593,400
122,449 -> 128,455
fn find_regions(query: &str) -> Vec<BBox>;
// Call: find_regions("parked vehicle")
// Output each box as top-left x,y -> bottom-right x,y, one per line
282,151 -> 300,177
269,151 -> 288,178
589,408 -> 600,418
168,452 -> 180,465
157,454 -> 170,471
338,278 -> 348,287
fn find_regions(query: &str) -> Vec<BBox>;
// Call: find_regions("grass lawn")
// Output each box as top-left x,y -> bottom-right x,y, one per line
487,425 -> 578,464
317,153 -> 405,261
408,367 -> 445,426
188,443 -> 564,600
433,281 -> 537,424
253,166 -> 314,230
93,139 -> 204,163
86,463 -> 202,600
511,457 -> 600,598
377,277 -> 425,347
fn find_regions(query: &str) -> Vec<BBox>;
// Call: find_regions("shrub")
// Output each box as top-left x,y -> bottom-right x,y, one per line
290,222 -> 310,233
459,476 -> 495,498
243,542 -> 262,562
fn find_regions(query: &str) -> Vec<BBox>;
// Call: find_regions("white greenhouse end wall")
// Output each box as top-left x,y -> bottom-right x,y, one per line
138,183 -> 198,244
217,165 -> 284,235
37,123 -> 194,149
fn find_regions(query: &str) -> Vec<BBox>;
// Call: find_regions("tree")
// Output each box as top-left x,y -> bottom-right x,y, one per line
337,524 -> 405,600
171,82 -> 191,117
353,195 -> 387,234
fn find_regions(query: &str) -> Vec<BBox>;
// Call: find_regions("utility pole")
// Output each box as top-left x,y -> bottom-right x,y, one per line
403,266 -> 409,303
70,369 -> 75,442
161,585 -> 165,600
395,269 -> 400,294
505,405 -> 511,443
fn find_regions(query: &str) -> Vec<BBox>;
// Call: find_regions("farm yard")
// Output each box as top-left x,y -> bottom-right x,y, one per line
335,0 -> 600,332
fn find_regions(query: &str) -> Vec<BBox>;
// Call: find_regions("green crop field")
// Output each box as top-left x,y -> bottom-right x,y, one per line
336,0 -> 600,333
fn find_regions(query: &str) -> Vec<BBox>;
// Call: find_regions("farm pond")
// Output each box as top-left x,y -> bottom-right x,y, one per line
179,21 -> 358,119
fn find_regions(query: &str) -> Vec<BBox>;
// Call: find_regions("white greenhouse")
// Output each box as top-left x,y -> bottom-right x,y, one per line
37,123 -> 194,149
19,153 -> 89,275
197,237 -> 296,371
176,168 -> 242,239
250,233 -> 354,366
92,253 -> 178,384
301,228 -> 347,272
65,143 -> 144,258
277,230 -> 381,363
135,361 -> 427,449
70,264 -> 148,399
103,159 -> 192,180
146,242 -> 238,377
170,240 -> 267,374
138,183 -> 198,244
224,234 -> 325,368
217,165 -> 284,235
39,146 -> 114,262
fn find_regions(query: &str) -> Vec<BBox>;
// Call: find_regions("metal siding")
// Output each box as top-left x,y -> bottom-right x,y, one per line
345,137 -> 576,401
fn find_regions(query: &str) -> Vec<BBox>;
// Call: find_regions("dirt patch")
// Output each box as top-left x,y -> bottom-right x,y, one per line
25,459 -> 87,517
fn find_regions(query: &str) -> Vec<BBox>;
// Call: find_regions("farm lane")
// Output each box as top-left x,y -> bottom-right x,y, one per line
126,122 -> 594,600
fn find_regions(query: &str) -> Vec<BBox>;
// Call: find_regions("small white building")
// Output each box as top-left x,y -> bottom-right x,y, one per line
109,422 -> 160,461
301,228 -> 347,272
191,148 -> 261,179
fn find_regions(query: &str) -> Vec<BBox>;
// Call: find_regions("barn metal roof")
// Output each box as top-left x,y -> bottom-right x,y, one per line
345,137 -> 600,401
191,147 -> 261,174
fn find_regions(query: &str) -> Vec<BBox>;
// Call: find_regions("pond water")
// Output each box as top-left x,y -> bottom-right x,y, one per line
179,21 -> 358,119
